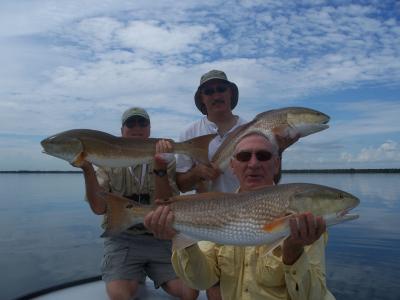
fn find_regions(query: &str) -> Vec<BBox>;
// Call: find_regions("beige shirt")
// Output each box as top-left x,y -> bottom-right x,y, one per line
172,234 -> 335,300
96,160 -> 179,234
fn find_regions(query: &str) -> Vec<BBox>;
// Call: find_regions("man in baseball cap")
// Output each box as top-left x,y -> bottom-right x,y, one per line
75,106 -> 198,300
120,107 -> 151,139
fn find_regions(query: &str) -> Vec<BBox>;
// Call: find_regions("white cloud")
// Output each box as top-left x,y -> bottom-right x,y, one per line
1,0 -> 400,170
117,21 -> 212,55
341,140 -> 400,163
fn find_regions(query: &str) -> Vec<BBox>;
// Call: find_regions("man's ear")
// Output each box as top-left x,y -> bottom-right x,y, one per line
229,157 -> 236,175
273,155 -> 282,184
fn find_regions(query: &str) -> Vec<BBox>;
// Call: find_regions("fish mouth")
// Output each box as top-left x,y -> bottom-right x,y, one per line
336,207 -> 359,222
321,115 -> 330,124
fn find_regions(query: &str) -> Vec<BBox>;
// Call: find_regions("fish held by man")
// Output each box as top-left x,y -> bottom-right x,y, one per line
41,129 -> 216,167
212,107 -> 330,170
102,183 -> 359,249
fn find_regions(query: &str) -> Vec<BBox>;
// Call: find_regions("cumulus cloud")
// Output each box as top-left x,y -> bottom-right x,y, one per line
116,21 -> 213,55
1,0 -> 400,170
341,140 -> 400,163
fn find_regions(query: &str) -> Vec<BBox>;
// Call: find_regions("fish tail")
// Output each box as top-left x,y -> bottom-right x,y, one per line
175,134 -> 217,164
100,191 -> 152,236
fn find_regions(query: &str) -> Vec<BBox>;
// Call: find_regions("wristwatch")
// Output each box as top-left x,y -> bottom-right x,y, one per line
153,169 -> 167,177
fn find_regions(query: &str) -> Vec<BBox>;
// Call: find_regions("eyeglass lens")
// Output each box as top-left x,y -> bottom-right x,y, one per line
203,85 -> 228,96
235,150 -> 272,162
124,118 -> 149,128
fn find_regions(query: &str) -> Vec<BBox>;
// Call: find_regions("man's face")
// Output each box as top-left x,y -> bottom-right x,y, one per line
200,79 -> 232,115
121,116 -> 150,139
230,134 -> 280,191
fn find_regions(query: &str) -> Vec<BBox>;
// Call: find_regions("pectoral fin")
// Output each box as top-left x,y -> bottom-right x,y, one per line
71,151 -> 87,167
263,214 -> 293,233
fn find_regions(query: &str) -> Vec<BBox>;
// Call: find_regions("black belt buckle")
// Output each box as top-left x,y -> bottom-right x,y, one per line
126,193 -> 150,205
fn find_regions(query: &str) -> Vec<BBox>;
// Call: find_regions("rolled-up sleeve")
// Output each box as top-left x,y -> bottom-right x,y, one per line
282,233 -> 336,300
172,242 -> 220,290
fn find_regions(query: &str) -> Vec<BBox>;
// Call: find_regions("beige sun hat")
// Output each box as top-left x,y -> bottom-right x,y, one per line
194,70 -> 239,115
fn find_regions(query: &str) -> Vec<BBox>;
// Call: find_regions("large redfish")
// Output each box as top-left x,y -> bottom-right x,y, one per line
212,107 -> 330,171
102,183 -> 359,249
41,129 -> 215,167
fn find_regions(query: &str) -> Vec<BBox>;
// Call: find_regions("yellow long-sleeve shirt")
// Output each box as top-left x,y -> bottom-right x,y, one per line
172,233 -> 335,300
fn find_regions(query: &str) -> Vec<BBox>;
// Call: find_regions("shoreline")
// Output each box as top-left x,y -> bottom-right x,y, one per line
1,169 -> 399,174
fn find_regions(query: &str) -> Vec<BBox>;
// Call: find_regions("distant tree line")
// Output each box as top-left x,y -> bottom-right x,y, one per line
1,169 -> 399,174
282,168 -> 400,174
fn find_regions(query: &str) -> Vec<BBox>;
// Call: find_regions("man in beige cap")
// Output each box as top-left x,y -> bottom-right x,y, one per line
77,107 -> 198,300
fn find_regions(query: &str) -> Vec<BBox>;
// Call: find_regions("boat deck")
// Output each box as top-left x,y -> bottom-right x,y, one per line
16,276 -> 207,300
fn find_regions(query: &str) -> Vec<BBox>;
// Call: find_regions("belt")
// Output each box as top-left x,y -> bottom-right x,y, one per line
125,193 -> 150,205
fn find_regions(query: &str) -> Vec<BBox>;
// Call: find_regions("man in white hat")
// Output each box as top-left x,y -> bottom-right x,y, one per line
176,70 -> 247,194
174,70 -> 248,299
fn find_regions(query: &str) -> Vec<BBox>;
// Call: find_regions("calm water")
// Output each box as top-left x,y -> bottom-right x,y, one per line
0,173 -> 399,300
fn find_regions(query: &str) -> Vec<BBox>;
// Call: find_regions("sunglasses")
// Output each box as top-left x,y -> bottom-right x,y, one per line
202,85 -> 228,96
234,150 -> 273,162
124,118 -> 149,128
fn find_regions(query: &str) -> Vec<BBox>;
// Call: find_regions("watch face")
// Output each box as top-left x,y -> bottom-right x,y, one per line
154,169 -> 167,177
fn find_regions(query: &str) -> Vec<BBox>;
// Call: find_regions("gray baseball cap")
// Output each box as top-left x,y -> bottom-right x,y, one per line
121,107 -> 150,125
194,70 -> 239,115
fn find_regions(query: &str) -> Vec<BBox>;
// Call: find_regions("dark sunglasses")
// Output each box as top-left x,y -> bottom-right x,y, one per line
202,85 -> 228,96
234,150 -> 273,162
124,118 -> 149,128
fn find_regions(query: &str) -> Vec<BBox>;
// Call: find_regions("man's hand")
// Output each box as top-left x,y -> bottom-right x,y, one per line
192,162 -> 221,181
282,212 -> 326,265
154,139 -> 174,169
72,159 -> 92,170
276,132 -> 301,154
143,202 -> 177,240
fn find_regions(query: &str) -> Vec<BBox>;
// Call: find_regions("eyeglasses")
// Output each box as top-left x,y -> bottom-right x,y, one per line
124,118 -> 149,128
234,150 -> 273,162
202,85 -> 228,96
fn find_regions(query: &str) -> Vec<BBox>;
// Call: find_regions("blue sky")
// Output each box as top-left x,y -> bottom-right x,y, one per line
0,0 -> 399,171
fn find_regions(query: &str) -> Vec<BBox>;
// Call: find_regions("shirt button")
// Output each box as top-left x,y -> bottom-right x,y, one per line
245,263 -> 249,267
292,270 -> 297,275
245,288 -> 249,292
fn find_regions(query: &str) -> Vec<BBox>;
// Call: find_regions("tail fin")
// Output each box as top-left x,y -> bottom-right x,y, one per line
174,134 -> 217,164
100,191 -> 152,237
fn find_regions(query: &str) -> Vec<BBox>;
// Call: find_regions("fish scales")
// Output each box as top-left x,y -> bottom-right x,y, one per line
103,183 -> 359,246
211,107 -> 330,171
169,188 -> 290,244
41,129 -> 216,167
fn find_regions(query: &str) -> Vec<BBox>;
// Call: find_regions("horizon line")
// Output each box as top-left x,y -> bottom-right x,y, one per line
1,168 -> 399,174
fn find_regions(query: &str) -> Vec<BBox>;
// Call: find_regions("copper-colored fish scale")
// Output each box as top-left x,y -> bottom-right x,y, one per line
104,183 -> 359,246
211,107 -> 329,170
211,109 -> 290,169
41,129 -> 216,167
165,186 -> 291,244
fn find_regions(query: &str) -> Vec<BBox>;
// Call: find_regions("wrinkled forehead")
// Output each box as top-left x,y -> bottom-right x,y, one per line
235,133 -> 278,154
